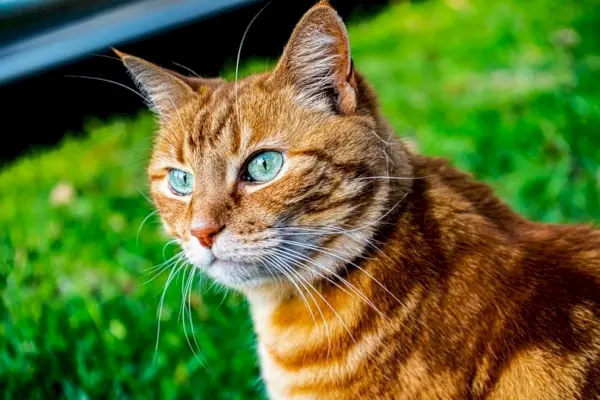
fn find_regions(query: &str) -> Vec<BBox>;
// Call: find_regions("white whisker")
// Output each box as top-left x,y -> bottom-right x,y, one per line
162,240 -> 179,261
234,1 -> 272,126
263,254 -> 319,332
164,94 -> 188,141
181,265 -> 206,364
279,239 -> 405,308
144,251 -> 180,273
136,210 -> 158,245
137,189 -> 153,205
154,258 -> 187,362
65,75 -> 146,101
180,264 -> 194,320
269,253 -> 333,357
187,269 -> 210,369
354,175 -> 431,181
172,61 -> 201,78
345,192 -> 408,233
141,252 -> 184,286
89,53 -> 122,61
271,250 -> 357,347
271,246 -> 386,319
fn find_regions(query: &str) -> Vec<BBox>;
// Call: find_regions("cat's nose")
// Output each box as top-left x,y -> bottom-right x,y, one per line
191,223 -> 224,249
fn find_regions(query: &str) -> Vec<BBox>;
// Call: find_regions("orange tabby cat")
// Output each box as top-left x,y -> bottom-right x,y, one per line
117,1 -> 600,398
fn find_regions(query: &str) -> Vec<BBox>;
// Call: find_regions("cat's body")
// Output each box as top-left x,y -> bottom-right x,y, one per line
251,153 -> 600,399
117,1 -> 600,398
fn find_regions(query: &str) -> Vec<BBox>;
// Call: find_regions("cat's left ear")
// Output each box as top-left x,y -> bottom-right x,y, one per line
274,1 -> 357,115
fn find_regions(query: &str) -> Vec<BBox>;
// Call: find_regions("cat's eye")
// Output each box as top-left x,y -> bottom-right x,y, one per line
243,151 -> 284,183
168,169 -> 194,196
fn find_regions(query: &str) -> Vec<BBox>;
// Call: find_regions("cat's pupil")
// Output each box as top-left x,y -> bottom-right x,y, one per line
261,158 -> 267,170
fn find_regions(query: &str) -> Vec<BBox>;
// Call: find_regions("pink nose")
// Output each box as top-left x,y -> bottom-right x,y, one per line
191,224 -> 224,248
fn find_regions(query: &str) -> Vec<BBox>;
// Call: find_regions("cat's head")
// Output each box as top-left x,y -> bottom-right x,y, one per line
119,1 -> 412,292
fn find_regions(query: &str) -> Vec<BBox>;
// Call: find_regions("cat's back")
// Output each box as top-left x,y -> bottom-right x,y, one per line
413,153 -> 600,251
412,153 -> 600,303
413,154 -> 600,398
479,224 -> 600,398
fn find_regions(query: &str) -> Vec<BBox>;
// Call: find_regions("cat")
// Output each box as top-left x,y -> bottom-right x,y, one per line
116,1 -> 600,398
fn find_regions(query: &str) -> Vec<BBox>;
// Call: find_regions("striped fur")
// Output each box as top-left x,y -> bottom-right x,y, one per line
119,2 -> 600,398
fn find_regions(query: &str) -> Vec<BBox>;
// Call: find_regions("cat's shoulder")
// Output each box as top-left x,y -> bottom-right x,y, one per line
408,153 -> 526,232
408,153 -> 600,244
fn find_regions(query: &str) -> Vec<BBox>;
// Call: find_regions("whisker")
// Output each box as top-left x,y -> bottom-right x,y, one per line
172,61 -> 201,77
163,94 -> 188,141
271,247 -> 386,319
257,252 -> 285,289
279,239 -> 406,308
279,224 -> 398,266
136,210 -> 158,246
268,254 -> 333,357
263,254 -> 319,332
89,53 -> 121,61
138,189 -> 153,205
180,264 -> 194,320
187,269 -> 210,369
154,258 -> 187,362
181,264 -> 206,364
354,175 -> 432,181
162,239 -> 179,261
64,75 -> 146,101
205,278 -> 222,296
274,222 -> 406,274
215,286 -> 230,311
271,250 -> 357,347
143,251 -> 180,273
141,252 -> 184,286
234,1 -> 272,126
344,192 -> 408,233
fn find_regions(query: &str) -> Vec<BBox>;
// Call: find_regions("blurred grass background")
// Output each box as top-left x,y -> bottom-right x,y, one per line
1,0 -> 599,398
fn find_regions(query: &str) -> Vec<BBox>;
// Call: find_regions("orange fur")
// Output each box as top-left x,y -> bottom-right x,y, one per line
119,2 -> 600,398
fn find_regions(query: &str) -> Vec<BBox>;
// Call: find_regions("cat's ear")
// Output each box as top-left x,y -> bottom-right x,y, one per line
114,49 -> 197,119
274,1 -> 357,115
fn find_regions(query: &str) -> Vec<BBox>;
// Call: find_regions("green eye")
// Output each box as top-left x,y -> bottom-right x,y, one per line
244,151 -> 284,183
168,169 -> 194,196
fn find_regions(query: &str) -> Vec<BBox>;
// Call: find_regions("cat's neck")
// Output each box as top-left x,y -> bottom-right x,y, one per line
245,152 -> 527,354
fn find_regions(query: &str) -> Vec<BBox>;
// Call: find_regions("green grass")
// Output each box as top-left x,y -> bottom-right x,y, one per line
1,0 -> 599,398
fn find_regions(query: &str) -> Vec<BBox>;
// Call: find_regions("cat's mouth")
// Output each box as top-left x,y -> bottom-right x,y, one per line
180,229 -> 326,288
181,239 -> 280,287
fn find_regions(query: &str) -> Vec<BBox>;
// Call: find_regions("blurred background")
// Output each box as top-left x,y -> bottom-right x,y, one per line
1,0 -> 599,398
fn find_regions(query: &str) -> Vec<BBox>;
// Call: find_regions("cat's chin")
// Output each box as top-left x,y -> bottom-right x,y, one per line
182,239 -> 275,288
196,259 -> 279,289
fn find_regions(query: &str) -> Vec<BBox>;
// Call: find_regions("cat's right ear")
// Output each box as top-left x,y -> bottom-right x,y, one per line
114,49 -> 198,120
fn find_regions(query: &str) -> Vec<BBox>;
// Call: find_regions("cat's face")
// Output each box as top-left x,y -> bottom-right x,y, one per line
120,2 -> 410,290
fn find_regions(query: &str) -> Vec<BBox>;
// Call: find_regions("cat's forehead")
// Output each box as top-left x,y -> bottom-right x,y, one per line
178,78 -> 295,150
163,77 -> 281,167
155,71 -> 345,179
